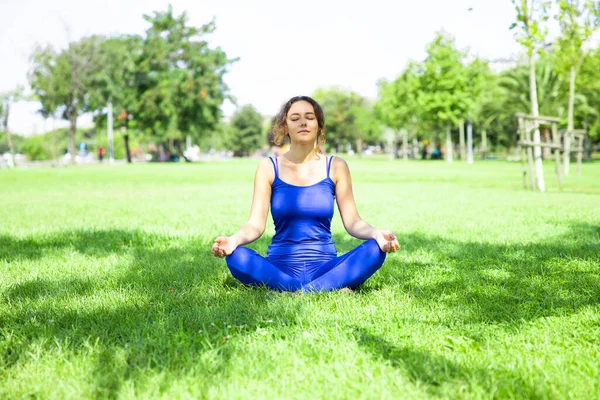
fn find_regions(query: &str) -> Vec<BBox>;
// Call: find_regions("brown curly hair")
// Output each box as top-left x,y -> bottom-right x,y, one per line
271,96 -> 326,146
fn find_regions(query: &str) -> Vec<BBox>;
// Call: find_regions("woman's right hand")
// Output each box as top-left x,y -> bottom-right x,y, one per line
211,236 -> 238,258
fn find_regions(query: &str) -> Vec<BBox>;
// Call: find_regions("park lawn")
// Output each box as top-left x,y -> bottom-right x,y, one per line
0,158 -> 599,399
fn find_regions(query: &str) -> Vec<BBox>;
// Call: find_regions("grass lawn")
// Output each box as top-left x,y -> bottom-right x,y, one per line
1,158 -> 599,399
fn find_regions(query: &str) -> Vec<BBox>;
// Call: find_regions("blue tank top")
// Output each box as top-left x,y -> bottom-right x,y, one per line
266,156 -> 337,259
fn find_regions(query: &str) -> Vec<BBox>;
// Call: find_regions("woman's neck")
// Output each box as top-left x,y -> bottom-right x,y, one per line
285,142 -> 318,164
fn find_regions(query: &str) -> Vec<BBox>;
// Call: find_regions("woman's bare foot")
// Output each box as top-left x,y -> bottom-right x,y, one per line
338,287 -> 354,293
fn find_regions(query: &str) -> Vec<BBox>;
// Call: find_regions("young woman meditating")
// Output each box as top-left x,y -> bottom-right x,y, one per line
211,96 -> 399,291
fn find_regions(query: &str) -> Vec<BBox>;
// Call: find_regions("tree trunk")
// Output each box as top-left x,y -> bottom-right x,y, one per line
355,138 -> 363,156
107,101 -> 114,163
412,137 -> 419,160
528,52 -> 545,192
445,126 -> 453,163
541,127 -> 550,159
402,131 -> 408,161
386,138 -> 394,160
68,111 -> 77,166
458,119 -> 465,161
176,140 -> 191,162
466,120 -> 473,164
583,120 -> 591,161
3,101 -> 15,167
564,65 -> 576,176
124,134 -> 132,163
481,128 -> 488,160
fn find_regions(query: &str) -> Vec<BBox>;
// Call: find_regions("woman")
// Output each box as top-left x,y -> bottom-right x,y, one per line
211,96 -> 400,292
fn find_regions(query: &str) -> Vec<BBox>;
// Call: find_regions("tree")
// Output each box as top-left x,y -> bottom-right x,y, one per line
228,105 -> 264,156
313,87 -> 357,152
375,62 -> 421,159
576,46 -> 600,141
468,60 -> 502,158
351,100 -> 382,155
500,56 -> 566,158
91,35 -> 142,163
418,32 -> 470,163
555,0 -> 600,175
500,57 -> 564,117
29,36 -> 105,164
477,72 -> 520,152
510,0 -> 551,191
313,87 -> 380,153
133,7 -> 236,158
0,86 -> 24,167
464,58 -> 496,161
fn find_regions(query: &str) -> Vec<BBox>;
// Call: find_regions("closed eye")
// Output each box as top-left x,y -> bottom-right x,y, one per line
289,112 -> 316,120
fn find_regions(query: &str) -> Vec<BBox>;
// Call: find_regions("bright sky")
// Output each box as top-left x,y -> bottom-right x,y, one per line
1,0 -> 530,135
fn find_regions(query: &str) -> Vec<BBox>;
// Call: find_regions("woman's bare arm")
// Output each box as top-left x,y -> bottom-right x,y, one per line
332,157 -> 378,240
230,158 -> 273,245
332,157 -> 400,252
211,158 -> 273,257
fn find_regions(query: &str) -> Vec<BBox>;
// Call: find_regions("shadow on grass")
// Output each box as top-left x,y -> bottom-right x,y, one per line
0,223 -> 598,396
0,229 -> 205,262
354,327 -> 551,398
380,222 -> 600,325
0,230 -> 301,397
3,276 -> 95,300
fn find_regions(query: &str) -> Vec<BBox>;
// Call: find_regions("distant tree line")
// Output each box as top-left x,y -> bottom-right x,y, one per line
1,1 -> 599,165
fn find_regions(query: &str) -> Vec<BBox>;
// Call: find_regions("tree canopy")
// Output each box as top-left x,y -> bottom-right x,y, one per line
27,6 -> 236,162
228,105 -> 264,157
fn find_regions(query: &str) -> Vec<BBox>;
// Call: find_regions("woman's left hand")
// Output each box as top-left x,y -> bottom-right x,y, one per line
375,230 -> 400,253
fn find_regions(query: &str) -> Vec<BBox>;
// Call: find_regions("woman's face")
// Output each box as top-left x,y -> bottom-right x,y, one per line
286,100 -> 319,144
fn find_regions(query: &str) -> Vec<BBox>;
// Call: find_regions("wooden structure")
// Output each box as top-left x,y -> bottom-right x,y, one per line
558,129 -> 586,176
516,114 -> 562,190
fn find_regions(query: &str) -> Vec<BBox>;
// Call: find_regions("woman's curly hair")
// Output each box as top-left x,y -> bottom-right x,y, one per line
271,96 -> 326,146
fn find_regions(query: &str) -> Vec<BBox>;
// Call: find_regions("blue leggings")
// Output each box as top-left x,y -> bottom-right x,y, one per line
225,239 -> 386,292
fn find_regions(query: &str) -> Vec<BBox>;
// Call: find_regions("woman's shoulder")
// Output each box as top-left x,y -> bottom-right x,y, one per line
259,156 -> 276,167
328,155 -> 350,183
328,154 -> 349,169
256,157 -> 277,183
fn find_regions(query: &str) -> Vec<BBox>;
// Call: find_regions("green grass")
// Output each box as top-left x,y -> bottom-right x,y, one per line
1,158 -> 599,399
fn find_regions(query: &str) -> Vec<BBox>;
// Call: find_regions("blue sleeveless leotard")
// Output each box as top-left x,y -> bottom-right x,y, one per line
266,156 -> 338,281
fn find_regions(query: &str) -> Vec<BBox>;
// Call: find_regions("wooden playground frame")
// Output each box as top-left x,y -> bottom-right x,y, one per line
559,129 -> 586,176
516,113 -> 585,191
